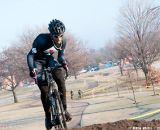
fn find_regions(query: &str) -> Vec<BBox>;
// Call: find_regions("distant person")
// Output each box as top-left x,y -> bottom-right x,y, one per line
27,19 -> 72,130
78,89 -> 83,99
70,90 -> 74,99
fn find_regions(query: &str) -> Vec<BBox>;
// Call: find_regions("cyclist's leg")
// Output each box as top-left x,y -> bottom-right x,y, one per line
34,59 -> 50,118
38,85 -> 50,116
47,56 -> 67,110
48,56 -> 72,121
38,80 -> 52,129
35,56 -> 53,129
52,69 -> 72,121
52,69 -> 66,109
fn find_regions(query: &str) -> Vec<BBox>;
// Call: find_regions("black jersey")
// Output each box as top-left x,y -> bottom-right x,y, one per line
27,33 -> 67,71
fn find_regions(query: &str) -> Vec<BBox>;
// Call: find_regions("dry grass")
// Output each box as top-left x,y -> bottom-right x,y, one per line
66,66 -> 160,99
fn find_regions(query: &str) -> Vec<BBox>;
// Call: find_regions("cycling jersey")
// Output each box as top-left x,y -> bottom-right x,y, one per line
27,33 -> 67,71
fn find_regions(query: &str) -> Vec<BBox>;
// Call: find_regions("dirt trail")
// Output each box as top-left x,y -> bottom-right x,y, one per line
69,120 -> 160,130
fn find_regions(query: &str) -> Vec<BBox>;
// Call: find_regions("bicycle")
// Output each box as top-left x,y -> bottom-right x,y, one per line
35,60 -> 67,130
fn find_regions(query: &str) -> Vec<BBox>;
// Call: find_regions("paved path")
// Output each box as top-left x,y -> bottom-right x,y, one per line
80,90 -> 160,127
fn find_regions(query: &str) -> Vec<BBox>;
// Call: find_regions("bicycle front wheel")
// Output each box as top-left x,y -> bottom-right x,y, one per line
55,89 -> 67,129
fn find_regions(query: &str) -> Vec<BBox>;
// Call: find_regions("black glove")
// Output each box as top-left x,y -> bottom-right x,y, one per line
29,68 -> 37,79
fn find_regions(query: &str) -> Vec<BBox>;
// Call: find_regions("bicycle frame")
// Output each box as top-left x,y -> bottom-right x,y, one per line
43,67 -> 67,129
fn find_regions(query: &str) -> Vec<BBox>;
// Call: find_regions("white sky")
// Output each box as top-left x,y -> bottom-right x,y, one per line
1,0 -> 159,50
0,0 -> 125,50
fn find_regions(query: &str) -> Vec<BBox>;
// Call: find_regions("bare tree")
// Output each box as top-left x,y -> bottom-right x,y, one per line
99,41 -> 116,62
65,33 -> 88,78
0,47 -> 28,103
112,40 -> 127,76
118,0 -> 160,82
0,27 -> 44,103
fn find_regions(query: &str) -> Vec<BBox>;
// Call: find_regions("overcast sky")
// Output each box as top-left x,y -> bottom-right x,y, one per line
2,0 -> 160,51
0,0 -> 126,50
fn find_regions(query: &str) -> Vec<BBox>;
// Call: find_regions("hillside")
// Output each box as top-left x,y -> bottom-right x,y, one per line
1,66 -> 160,130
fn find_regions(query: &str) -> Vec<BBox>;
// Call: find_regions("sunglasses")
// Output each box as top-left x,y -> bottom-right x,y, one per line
53,34 -> 63,38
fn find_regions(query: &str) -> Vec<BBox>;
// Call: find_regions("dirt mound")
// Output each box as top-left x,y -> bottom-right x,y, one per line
69,120 -> 160,130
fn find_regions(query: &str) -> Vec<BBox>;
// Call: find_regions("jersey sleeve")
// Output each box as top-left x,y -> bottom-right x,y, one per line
27,37 -> 39,71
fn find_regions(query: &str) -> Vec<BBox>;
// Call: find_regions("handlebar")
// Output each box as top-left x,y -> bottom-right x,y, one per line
33,66 -> 69,84
44,66 -> 69,79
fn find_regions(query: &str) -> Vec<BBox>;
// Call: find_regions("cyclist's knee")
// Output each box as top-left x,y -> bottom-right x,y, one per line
38,84 -> 49,95
52,69 -> 64,78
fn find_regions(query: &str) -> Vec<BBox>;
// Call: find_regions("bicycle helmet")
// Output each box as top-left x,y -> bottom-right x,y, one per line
48,19 -> 65,35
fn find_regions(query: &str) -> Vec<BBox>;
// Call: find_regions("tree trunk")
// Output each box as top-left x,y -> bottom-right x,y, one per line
11,86 -> 18,103
133,64 -> 138,80
142,65 -> 149,86
151,78 -> 156,96
12,89 -> 18,103
73,68 -> 77,79
119,65 -> 123,76
128,71 -> 137,104
118,59 -> 124,76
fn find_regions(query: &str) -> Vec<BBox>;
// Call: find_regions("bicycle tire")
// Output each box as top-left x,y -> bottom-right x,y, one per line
50,94 -> 58,127
55,89 -> 67,129
56,90 -> 67,129
50,90 -> 67,129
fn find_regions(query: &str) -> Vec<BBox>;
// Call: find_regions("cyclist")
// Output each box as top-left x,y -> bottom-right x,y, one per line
27,19 -> 72,130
